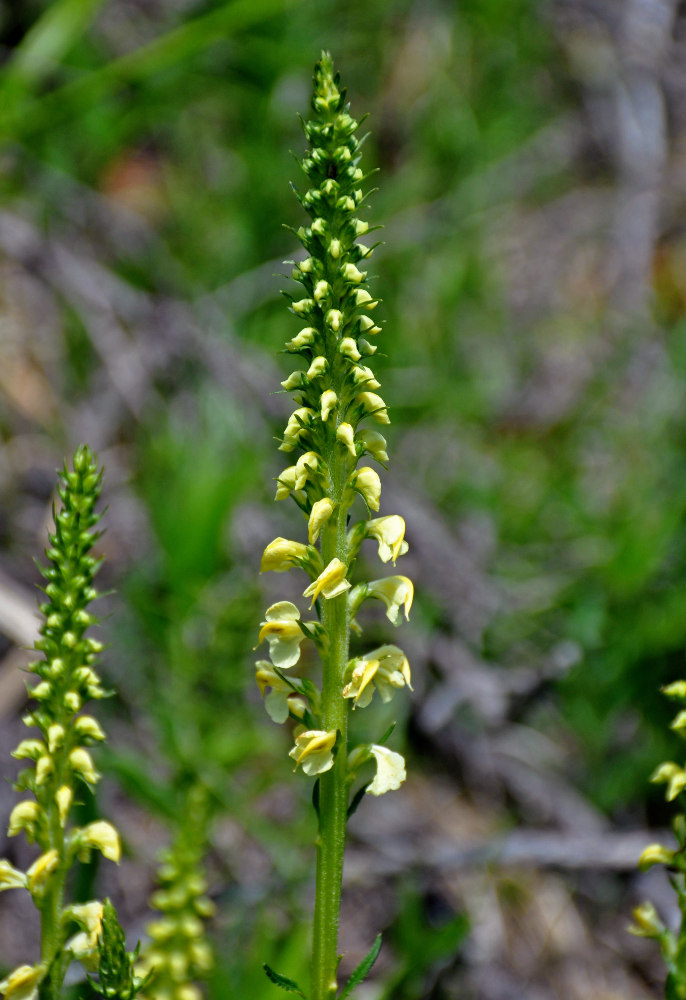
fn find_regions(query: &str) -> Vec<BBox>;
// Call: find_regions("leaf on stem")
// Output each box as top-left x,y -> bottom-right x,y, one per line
338,934 -> 382,999
263,964 -> 308,997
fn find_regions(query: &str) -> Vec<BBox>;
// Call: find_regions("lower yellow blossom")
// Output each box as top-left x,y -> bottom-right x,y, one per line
289,730 -> 337,776
308,498 -> 335,544
351,467 -> 381,512
255,661 -> 293,724
639,843 -> 676,870
365,576 -> 414,625
257,601 -> 307,668
0,860 -> 27,892
343,645 -> 412,708
8,801 -> 40,839
79,821 -> 121,863
367,746 -> 406,796
26,850 -> 59,893
365,516 -> 408,564
0,965 -> 44,1000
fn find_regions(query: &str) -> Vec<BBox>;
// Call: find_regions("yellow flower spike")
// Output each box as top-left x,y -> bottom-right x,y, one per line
260,537 -> 311,573
0,964 -> 44,1000
303,558 -> 351,605
68,747 -> 99,786
47,724 -> 65,753
307,356 -> 328,379
79,821 -> 121,863
8,801 -> 40,839
365,576 -> 414,624
308,498 -> 335,544
320,389 -> 338,422
289,729 -> 337,776
26,850 -> 59,893
279,407 -> 316,452
357,428 -> 389,464
367,746 -> 406,796
339,337 -> 362,361
55,786 -> 73,826
352,467 -> 381,512
254,660 -> 292,724
257,601 -> 306,668
357,391 -> 390,424
366,515 -> 409,564
0,860 -> 28,892
638,843 -> 676,870
336,423 -> 357,457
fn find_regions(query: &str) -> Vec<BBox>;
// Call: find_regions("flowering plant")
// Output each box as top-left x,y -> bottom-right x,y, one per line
255,52 -> 413,1000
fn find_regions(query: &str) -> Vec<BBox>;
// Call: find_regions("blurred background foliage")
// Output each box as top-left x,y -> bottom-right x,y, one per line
1,0 -> 686,997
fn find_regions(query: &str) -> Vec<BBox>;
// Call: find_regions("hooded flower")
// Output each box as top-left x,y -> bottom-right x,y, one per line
289,730 -> 337,776
78,821 -> 121,863
0,965 -> 44,1000
255,660 -> 293,724
351,467 -> 381,512
257,601 -> 307,668
303,558 -> 350,604
367,746 -> 406,796
366,516 -> 408,564
260,537 -> 312,573
0,860 -> 27,892
343,645 -> 412,708
308,498 -> 334,544
365,576 -> 414,624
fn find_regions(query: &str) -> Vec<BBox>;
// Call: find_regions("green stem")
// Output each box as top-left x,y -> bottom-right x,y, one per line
312,482 -> 350,1000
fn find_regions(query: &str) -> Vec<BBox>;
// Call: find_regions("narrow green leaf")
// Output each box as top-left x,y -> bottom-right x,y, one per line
377,722 -> 396,746
338,934 -> 382,999
263,964 -> 307,997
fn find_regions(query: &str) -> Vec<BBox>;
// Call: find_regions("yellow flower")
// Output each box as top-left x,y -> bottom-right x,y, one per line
352,467 -> 381,512
10,740 -> 46,761
352,365 -> 381,390
365,576 -> 414,625
0,860 -> 27,892
367,746 -> 406,796
357,391 -> 390,424
55,786 -> 73,826
303,558 -> 350,604
257,601 -> 306,668
289,730 -> 337,776
628,901 -> 666,939
336,423 -> 356,457
275,465 -> 299,500
320,389 -> 338,422
26,850 -> 59,893
343,645 -> 412,708
79,821 -> 121,863
366,515 -> 408,564
8,801 -> 40,839
260,537 -> 311,573
308,498 -> 334,544
66,901 -> 105,964
638,843 -> 676,870
339,337 -> 362,361
0,965 -> 44,1000
73,716 -> 106,742
307,356 -> 328,379
255,661 -> 293,724
68,748 -> 99,786
279,407 -> 315,452
325,308 -> 342,331
357,429 -> 388,464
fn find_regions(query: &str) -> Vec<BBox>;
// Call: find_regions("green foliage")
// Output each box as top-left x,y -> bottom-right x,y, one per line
262,965 -> 307,998
89,900 -> 150,1000
338,934 -> 382,1000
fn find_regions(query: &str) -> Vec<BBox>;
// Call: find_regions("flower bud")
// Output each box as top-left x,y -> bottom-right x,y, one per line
308,498 -> 335,544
